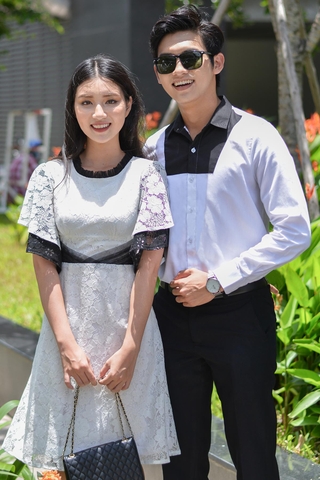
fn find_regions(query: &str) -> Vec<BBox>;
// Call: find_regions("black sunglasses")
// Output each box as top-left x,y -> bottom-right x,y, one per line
153,50 -> 213,74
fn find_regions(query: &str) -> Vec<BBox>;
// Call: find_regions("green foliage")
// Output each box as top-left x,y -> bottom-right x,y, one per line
5,196 -> 28,245
267,216 -> 320,461
212,0 -> 247,28
0,0 -> 63,41
0,400 -> 36,479
0,212 -> 43,331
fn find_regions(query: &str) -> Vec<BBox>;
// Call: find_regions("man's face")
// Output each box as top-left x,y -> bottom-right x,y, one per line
154,31 -> 223,108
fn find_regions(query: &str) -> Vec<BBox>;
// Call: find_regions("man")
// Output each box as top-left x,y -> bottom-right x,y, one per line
144,5 -> 311,480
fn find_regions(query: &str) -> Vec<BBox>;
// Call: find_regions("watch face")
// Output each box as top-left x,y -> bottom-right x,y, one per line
206,277 -> 220,294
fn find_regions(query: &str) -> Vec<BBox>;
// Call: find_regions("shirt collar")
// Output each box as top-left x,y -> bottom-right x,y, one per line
170,95 -> 233,137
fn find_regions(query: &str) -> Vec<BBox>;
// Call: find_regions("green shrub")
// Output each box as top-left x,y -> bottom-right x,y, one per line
0,400 -> 36,479
267,216 -> 320,461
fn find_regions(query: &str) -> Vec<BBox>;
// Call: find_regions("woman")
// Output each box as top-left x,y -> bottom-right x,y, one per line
3,54 -> 180,478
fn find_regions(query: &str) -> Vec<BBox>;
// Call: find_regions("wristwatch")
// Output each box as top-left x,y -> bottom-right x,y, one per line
206,274 -> 222,294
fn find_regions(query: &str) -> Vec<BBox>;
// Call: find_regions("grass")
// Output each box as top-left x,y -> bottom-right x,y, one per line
0,213 -> 43,332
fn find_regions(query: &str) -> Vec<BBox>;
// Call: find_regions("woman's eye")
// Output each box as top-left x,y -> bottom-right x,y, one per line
106,99 -> 117,104
81,100 -> 92,105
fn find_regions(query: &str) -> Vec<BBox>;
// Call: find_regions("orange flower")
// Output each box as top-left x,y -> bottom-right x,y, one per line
305,182 -> 315,201
51,146 -> 61,157
311,160 -> 319,172
39,470 -> 62,480
304,112 -> 320,143
152,111 -> 162,122
145,111 -> 162,131
245,108 -> 254,114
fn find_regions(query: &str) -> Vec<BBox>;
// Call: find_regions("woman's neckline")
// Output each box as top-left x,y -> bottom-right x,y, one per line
73,152 -> 132,178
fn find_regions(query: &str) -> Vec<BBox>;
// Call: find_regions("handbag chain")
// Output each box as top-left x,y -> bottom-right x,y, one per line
63,386 -> 134,457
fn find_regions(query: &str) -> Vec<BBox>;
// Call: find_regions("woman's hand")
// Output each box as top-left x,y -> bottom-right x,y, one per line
59,341 -> 97,389
98,249 -> 163,393
98,346 -> 138,393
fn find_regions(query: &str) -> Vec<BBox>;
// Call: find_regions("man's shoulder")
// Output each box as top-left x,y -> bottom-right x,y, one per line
145,124 -> 168,146
230,105 -> 279,142
232,105 -> 274,128
143,124 -> 169,161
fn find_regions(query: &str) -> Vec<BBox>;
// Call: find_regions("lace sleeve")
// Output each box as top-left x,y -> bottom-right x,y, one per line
18,162 -> 61,249
130,229 -> 168,271
132,162 -> 173,236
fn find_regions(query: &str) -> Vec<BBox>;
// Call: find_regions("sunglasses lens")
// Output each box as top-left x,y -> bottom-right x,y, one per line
155,55 -> 176,74
180,51 -> 202,70
155,51 -> 205,74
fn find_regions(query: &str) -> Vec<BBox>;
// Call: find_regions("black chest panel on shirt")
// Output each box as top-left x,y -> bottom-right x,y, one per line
164,109 -> 242,176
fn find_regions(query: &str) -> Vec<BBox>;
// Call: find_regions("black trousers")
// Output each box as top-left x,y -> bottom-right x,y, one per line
153,285 -> 280,480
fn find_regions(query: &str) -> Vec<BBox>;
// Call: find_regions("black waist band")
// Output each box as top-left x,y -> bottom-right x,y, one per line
160,278 -> 268,297
61,241 -> 133,265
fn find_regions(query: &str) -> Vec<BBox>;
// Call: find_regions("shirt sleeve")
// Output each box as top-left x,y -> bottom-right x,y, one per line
214,120 -> 311,293
132,161 -> 174,235
18,162 -> 62,270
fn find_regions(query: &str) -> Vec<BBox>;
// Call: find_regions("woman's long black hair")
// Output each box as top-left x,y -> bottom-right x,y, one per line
62,54 -> 145,160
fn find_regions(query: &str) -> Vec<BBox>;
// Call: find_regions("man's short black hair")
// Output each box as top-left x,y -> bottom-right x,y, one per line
149,5 -> 224,87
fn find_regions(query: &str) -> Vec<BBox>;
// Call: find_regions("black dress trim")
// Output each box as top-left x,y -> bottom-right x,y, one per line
73,153 -> 133,178
27,233 -> 62,272
130,229 -> 169,271
61,241 -> 133,265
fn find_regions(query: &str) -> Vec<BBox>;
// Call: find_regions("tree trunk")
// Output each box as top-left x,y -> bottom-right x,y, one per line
159,0 -> 232,128
306,7 -> 320,53
269,0 -> 319,220
303,7 -> 320,114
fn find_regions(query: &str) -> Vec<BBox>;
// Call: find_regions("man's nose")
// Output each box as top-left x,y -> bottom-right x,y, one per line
174,58 -> 186,73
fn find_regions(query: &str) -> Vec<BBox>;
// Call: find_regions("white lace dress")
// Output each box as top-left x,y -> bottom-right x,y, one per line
3,154 -> 180,471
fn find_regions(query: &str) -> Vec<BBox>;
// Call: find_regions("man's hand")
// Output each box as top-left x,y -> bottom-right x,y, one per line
170,268 -> 215,307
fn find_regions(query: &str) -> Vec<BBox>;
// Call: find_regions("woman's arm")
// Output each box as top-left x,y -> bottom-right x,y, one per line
33,254 -> 97,389
99,248 -> 163,392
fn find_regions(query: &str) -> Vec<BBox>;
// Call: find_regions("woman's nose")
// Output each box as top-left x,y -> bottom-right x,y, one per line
93,104 -> 106,117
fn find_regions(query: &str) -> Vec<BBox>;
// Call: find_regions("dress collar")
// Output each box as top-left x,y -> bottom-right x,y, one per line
73,152 -> 132,178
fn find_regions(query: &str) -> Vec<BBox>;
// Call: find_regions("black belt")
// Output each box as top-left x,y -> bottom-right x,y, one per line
159,278 -> 268,297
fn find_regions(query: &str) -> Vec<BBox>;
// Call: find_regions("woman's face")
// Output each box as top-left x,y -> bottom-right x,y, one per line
74,76 -> 132,146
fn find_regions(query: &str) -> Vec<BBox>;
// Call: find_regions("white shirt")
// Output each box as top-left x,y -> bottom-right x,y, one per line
144,96 -> 311,294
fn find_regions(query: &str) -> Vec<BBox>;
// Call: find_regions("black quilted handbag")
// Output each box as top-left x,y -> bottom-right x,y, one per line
63,386 -> 145,480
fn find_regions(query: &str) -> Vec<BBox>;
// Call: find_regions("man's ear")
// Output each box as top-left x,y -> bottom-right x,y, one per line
213,53 -> 225,74
153,65 -> 162,84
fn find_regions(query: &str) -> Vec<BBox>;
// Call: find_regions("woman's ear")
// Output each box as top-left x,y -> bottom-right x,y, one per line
125,96 -> 133,117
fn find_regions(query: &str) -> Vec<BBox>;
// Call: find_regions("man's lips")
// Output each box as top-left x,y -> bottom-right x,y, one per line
173,79 -> 194,87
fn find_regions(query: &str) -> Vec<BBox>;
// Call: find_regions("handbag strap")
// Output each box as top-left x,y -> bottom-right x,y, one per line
63,385 -> 134,456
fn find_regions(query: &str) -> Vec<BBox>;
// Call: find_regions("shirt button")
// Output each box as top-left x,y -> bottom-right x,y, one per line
188,238 -> 193,244
191,147 -> 196,153
189,176 -> 194,183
